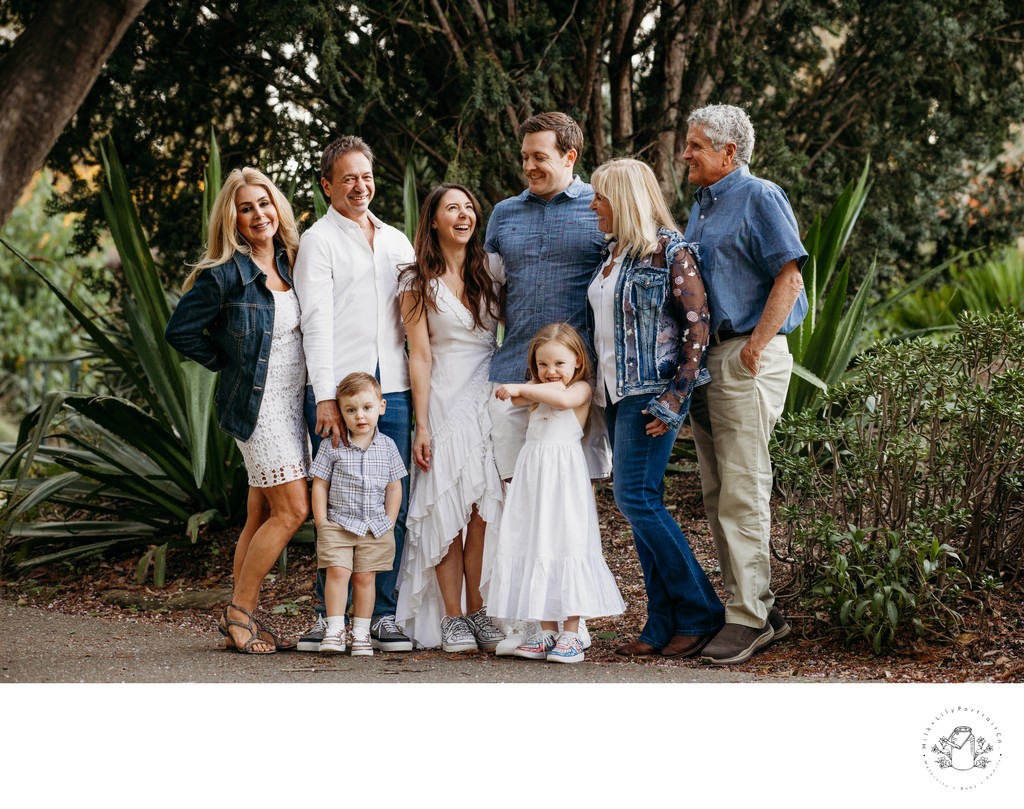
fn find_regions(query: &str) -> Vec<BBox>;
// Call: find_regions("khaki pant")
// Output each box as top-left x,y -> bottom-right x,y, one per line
689,335 -> 792,628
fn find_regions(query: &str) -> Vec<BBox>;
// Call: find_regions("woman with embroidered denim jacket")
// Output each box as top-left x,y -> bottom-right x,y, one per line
587,158 -> 725,659
164,167 -> 310,655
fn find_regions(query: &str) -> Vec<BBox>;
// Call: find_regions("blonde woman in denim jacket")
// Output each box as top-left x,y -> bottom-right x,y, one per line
587,158 -> 725,659
165,167 -> 309,654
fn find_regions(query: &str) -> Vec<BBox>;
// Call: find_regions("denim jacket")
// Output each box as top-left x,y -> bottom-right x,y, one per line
594,228 -> 711,431
164,249 -> 296,441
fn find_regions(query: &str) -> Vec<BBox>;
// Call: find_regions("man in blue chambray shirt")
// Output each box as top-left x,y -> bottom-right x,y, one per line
485,111 -> 610,482
682,104 -> 809,666
484,111 -> 611,656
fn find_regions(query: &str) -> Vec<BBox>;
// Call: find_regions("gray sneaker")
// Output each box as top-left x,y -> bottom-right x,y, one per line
465,608 -> 505,651
297,614 -> 327,652
700,623 -> 775,665
370,615 -> 413,651
768,606 -> 791,641
440,615 -> 478,653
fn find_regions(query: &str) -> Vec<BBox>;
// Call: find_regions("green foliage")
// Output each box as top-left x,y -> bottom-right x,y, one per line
787,161 -> 872,414
0,171 -> 113,402
4,0 -> 1019,285
809,525 -> 967,654
881,245 -> 1024,336
774,311 -> 1024,650
0,137 -> 246,574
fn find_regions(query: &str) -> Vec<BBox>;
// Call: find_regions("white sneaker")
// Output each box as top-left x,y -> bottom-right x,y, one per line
319,627 -> 346,654
578,618 -> 591,650
495,620 -> 540,656
554,619 -> 590,649
547,632 -> 585,664
350,634 -> 373,656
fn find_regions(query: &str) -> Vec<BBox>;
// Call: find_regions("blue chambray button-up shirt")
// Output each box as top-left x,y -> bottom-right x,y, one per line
485,176 -> 606,383
684,165 -> 808,335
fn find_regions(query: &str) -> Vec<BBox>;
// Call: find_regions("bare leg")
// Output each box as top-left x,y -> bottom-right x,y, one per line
234,487 -> 270,583
351,572 -> 376,619
435,535 -> 466,617
225,478 -> 308,650
540,621 -> 559,633
563,616 -> 580,633
325,566 -> 353,617
462,507 -> 486,615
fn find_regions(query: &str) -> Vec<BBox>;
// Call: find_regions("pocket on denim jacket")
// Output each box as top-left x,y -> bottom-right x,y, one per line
630,269 -> 668,379
225,304 -> 257,336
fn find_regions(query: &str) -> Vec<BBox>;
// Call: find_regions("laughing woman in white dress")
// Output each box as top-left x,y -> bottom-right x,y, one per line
165,167 -> 310,655
395,184 -> 505,651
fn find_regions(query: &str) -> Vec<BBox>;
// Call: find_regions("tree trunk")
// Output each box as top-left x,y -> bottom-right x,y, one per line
651,0 -> 694,202
608,0 -> 646,155
0,0 -> 150,229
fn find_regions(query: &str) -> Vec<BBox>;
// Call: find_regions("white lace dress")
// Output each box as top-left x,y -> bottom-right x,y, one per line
235,288 -> 310,487
396,279 -> 504,648
483,404 -> 625,622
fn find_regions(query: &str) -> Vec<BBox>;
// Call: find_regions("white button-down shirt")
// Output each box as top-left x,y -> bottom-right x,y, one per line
294,206 -> 415,402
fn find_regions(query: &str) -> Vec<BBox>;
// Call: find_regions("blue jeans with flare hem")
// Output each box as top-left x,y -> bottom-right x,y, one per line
606,393 -> 724,648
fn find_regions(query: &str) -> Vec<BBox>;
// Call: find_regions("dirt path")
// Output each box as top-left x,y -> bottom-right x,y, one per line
1,599 -> 834,683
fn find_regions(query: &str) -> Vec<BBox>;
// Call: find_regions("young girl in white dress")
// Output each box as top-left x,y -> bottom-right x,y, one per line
485,323 -> 625,663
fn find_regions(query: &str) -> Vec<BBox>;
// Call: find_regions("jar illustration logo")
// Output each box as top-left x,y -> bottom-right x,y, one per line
934,726 -> 990,771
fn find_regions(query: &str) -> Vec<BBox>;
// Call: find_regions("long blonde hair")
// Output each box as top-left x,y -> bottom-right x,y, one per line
183,167 -> 299,290
527,323 -> 592,387
590,158 -> 679,260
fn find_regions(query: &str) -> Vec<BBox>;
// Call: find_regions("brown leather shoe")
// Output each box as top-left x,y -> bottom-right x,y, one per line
660,633 -> 712,658
614,639 -> 660,657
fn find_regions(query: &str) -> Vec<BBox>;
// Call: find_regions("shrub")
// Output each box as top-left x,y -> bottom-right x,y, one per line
0,137 -> 247,575
773,310 -> 1024,650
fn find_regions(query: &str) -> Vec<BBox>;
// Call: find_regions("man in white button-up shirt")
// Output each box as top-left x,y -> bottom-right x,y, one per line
294,135 -> 416,652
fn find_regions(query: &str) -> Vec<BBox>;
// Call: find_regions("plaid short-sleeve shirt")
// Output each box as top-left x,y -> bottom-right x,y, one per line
308,430 -> 407,538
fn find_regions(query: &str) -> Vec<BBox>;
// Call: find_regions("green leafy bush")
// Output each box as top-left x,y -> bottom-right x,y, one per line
0,170 -> 114,404
0,137 -> 247,574
774,310 -> 1024,650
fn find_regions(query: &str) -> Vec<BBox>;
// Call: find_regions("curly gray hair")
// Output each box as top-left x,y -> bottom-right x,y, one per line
686,104 -> 755,167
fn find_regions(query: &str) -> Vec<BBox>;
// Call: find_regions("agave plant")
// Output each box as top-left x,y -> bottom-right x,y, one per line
784,160 -> 978,415
881,245 -> 1024,336
0,134 -> 247,575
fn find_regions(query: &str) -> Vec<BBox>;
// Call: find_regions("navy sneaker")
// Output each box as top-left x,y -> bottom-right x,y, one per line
370,615 -> 413,652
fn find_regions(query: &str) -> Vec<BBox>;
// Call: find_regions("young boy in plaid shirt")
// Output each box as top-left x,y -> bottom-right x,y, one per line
309,372 -> 408,655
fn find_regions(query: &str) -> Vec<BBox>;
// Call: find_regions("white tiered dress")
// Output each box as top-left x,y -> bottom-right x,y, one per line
395,280 -> 504,648
483,404 -> 625,622
235,288 -> 310,487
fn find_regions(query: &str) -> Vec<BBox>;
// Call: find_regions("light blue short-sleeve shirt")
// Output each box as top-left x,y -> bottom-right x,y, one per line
684,165 -> 808,335
485,176 -> 606,383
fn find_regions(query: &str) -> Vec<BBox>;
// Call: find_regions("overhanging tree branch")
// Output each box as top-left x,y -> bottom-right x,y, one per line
0,0 -> 150,229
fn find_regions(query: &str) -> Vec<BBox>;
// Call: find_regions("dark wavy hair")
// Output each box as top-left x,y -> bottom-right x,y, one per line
399,184 -> 500,330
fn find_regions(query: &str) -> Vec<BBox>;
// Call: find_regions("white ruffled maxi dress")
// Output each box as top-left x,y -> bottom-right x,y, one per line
395,280 -> 503,648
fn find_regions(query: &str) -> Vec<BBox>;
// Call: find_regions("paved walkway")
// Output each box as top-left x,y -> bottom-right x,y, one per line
1,599 -> 817,683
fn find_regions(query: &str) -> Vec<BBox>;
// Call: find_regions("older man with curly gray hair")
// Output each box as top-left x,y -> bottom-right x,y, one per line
682,104 -> 809,665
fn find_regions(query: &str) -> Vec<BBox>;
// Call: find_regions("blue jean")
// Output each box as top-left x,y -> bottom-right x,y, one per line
305,385 -> 411,619
606,393 -> 724,647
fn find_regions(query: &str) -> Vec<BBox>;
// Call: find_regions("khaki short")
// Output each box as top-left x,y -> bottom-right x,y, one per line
316,522 -> 395,573
487,383 -> 613,480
